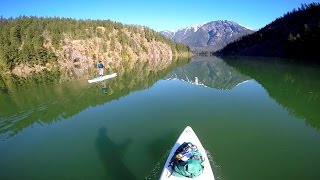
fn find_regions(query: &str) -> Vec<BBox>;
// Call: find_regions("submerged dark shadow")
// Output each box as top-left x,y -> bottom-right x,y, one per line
95,126 -> 136,180
144,129 -> 181,179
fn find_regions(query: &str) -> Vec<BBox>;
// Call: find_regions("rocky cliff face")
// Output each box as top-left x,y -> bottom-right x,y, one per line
0,17 -> 190,77
54,27 -> 173,78
11,26 -> 183,77
161,20 -> 254,51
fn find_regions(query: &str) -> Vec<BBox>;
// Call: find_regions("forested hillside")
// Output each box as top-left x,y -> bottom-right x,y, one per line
0,17 -> 190,76
216,3 -> 320,60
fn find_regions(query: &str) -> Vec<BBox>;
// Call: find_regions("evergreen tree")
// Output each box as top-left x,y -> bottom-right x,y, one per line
0,16 -> 190,74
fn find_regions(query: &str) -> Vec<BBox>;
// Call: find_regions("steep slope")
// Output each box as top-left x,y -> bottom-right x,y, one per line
0,17 -> 191,76
161,20 -> 254,51
216,3 -> 320,60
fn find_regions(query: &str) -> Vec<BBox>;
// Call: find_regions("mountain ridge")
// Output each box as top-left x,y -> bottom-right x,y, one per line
160,20 -> 254,52
216,3 -> 320,60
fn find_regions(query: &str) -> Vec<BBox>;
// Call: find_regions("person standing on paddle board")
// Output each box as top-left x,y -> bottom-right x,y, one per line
97,61 -> 105,76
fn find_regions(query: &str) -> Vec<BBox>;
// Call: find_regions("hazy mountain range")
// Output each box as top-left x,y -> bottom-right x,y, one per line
160,20 -> 254,52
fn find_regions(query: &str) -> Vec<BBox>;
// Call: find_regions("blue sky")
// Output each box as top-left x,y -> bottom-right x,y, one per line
1,0 -> 319,31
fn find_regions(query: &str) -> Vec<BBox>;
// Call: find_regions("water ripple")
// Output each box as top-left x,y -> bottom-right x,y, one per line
0,103 -> 49,140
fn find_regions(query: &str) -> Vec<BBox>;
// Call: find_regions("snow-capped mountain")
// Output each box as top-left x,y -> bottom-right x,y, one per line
160,20 -> 254,52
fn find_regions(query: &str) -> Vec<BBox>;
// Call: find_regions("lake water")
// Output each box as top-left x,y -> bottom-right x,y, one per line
1,57 -> 320,180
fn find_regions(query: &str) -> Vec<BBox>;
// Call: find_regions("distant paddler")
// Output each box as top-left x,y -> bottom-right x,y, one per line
97,61 -> 105,76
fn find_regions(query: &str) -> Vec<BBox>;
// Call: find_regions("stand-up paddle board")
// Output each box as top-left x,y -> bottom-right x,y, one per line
160,126 -> 215,180
88,73 -> 117,83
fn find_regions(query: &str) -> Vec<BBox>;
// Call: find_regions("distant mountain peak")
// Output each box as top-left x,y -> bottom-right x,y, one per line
178,22 -> 206,33
160,20 -> 255,52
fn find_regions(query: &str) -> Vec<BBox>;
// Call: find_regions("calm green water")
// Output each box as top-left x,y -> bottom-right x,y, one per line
1,57 -> 320,180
